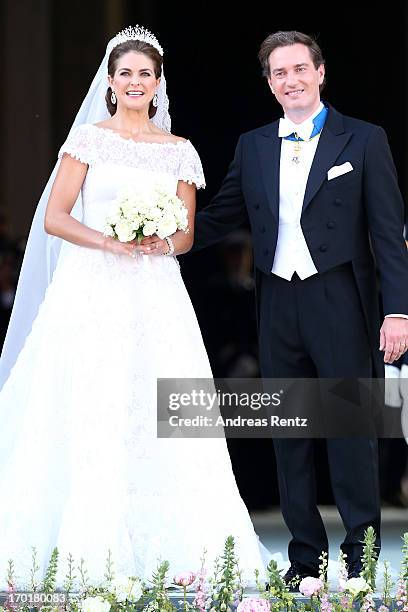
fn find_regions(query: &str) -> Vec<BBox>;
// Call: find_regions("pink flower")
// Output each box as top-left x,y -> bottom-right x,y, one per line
340,594 -> 353,610
360,592 -> 375,612
237,598 -> 270,612
320,592 -> 334,612
173,571 -> 196,587
378,606 -> 389,612
193,567 -> 207,612
298,576 -> 324,597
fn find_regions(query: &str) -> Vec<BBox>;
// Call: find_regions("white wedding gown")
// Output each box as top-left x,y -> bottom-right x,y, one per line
0,125 -> 269,590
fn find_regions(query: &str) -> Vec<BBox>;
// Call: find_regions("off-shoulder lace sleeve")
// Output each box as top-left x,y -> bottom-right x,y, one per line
178,141 -> 206,189
58,124 -> 95,165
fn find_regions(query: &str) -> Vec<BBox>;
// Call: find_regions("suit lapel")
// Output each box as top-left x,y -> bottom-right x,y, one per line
255,122 -> 281,221
302,105 -> 352,213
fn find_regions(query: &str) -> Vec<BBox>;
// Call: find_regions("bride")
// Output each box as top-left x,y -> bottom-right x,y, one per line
0,26 -> 268,589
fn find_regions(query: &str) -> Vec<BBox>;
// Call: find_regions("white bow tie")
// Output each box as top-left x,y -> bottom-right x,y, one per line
278,116 -> 314,141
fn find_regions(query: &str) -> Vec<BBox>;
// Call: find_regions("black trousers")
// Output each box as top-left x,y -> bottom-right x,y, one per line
258,264 -> 381,570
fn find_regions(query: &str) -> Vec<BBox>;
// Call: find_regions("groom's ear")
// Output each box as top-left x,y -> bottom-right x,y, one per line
267,78 -> 275,96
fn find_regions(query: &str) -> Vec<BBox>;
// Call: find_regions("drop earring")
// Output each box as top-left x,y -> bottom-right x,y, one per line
152,93 -> 158,107
111,91 -> 117,104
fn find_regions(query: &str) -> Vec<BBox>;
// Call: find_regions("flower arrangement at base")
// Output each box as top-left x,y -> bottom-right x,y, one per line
3,530 -> 408,611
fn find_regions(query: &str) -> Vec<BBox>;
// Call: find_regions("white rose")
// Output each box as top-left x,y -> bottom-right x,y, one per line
156,218 -> 177,240
106,206 -> 122,226
142,220 -> 158,236
175,207 -> 188,230
81,596 -> 111,612
120,200 -> 138,217
148,206 -> 163,221
129,578 -> 143,603
115,219 -> 136,242
130,216 -> 142,231
109,576 -> 143,603
136,199 -> 154,216
344,577 -> 370,597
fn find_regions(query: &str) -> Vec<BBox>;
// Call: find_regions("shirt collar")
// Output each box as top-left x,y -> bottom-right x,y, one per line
279,102 -> 324,140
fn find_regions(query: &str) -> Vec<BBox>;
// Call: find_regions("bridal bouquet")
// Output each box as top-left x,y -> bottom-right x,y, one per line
103,184 -> 189,243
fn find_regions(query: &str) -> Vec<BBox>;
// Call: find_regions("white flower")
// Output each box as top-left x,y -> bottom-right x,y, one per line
174,206 -> 188,228
142,220 -> 158,236
115,219 -> 136,243
106,208 -> 122,226
135,199 -> 153,216
130,217 -> 142,231
107,183 -> 189,243
148,206 -> 162,221
109,576 -> 143,603
120,201 -> 139,218
156,218 -> 177,239
81,596 -> 111,612
103,225 -> 115,237
344,577 -> 370,597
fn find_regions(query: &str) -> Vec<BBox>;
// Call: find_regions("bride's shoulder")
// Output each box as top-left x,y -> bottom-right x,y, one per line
167,135 -> 188,144
161,131 -> 187,144
150,127 -> 188,145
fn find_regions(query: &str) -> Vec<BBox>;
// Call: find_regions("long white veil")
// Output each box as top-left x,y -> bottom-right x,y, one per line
0,27 -> 170,390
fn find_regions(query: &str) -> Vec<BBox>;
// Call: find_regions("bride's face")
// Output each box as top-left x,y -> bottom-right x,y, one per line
109,51 -> 160,113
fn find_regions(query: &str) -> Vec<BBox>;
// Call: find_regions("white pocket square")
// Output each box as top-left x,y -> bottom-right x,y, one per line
327,162 -> 354,181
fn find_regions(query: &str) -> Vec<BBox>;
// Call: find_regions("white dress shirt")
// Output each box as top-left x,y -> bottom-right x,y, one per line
272,103 -> 324,280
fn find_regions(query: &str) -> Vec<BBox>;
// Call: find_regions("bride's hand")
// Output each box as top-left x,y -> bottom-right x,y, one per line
140,236 -> 168,255
102,236 -> 140,257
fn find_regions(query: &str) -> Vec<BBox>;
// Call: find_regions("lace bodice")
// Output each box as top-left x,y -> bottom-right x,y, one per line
58,124 -> 205,233
59,124 -> 205,187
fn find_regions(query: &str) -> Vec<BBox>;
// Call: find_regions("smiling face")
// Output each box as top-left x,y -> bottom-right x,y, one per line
108,51 -> 160,113
267,43 -> 325,122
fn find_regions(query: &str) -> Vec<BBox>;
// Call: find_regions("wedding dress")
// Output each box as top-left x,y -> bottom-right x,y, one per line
0,124 -> 269,590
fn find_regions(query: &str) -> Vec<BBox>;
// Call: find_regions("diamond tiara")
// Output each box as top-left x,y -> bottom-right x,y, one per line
107,25 -> 164,56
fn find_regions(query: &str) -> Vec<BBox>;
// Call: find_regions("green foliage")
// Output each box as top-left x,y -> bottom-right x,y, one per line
360,526 -> 378,591
381,560 -> 394,608
29,547 -> 40,592
208,536 -> 243,612
264,559 -> 296,611
104,549 -> 115,585
78,557 -> 90,592
401,532 -> 408,582
62,553 -> 76,593
143,560 -> 177,612
42,548 -> 59,594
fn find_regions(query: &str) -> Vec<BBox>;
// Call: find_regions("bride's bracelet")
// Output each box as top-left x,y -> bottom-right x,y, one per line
164,236 -> 175,256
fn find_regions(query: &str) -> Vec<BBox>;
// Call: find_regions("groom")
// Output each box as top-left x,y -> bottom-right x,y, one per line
192,31 -> 408,584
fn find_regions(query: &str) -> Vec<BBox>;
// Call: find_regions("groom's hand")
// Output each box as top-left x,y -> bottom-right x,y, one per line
380,317 -> 408,363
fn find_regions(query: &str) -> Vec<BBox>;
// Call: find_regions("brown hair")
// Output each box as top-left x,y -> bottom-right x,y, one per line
105,40 -> 163,117
258,31 -> 326,91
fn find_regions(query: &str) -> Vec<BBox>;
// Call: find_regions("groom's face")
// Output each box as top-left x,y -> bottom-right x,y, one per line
267,43 -> 325,119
